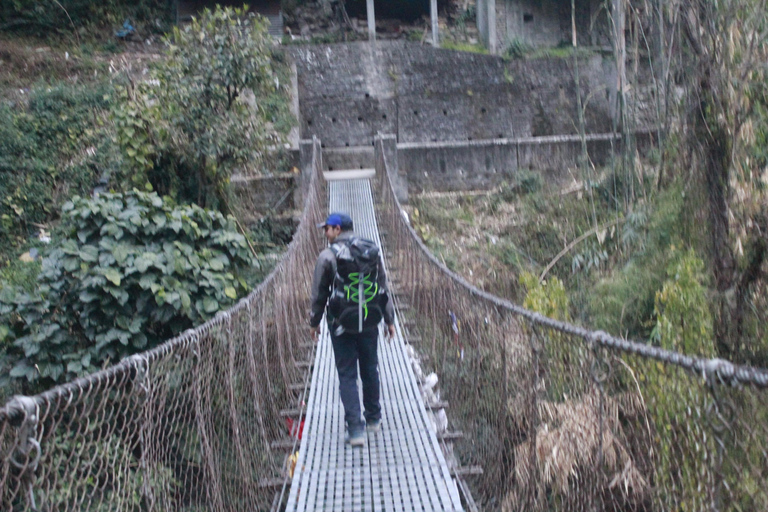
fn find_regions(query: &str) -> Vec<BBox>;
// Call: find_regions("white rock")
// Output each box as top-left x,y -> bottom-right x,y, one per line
412,361 -> 424,381
434,409 -> 448,433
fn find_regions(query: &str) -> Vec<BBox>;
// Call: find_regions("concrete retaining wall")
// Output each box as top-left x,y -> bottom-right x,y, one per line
399,139 -> 519,192
288,131 -> 656,206
289,41 -> 628,147
399,133 -> 641,193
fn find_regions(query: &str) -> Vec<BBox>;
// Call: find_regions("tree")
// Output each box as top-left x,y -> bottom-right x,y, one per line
115,6 -> 283,211
677,0 -> 768,359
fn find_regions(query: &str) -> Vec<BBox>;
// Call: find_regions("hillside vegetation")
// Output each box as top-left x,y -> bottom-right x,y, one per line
0,5 -> 295,397
412,0 -> 768,370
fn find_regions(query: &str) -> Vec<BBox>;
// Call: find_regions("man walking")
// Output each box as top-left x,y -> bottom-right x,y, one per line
309,212 -> 395,447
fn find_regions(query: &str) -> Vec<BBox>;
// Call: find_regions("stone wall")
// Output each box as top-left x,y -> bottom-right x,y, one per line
322,146 -> 375,171
497,0 -> 568,49
493,0 -> 610,51
288,40 -> 657,199
398,139 -> 518,192
289,41 -> 626,147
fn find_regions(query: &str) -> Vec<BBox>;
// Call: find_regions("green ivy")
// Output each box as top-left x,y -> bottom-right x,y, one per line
1,190 -> 255,388
520,272 -> 589,422
37,430 -> 178,511
0,83 -> 118,250
651,248 -> 714,356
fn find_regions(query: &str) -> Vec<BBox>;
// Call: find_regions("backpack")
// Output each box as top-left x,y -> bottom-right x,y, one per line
328,237 -> 386,333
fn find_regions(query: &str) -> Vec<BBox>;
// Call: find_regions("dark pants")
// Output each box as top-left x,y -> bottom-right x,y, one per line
329,327 -> 381,434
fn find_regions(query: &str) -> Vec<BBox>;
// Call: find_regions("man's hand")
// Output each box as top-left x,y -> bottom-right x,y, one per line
387,324 -> 396,341
310,326 -> 319,341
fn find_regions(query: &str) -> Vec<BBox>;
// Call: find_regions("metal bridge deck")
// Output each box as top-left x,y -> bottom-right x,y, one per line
285,179 -> 463,511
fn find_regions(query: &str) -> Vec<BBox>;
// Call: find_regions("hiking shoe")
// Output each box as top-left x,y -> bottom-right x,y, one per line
345,431 -> 365,447
366,420 -> 381,433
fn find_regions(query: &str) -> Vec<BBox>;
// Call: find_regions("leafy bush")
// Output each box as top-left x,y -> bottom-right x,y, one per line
455,5 -> 476,31
0,104 -> 43,245
505,39 -> 532,59
587,183 -> 693,339
114,6 -> 290,212
0,257 -> 41,292
520,271 -> 587,404
0,190 -> 255,388
588,258 -> 665,339
496,169 -> 543,202
651,248 -> 714,355
520,271 -> 569,321
518,222 -> 564,273
262,51 -> 298,137
25,82 -> 113,158
640,250 -> 714,511
406,30 -> 424,43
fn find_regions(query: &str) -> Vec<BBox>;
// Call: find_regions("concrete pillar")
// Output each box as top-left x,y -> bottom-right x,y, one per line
375,133 -> 408,204
296,138 -> 320,209
288,61 -> 300,149
476,0 -> 497,53
613,0 -> 625,101
487,0 -> 497,54
430,0 -> 439,46
367,0 -> 376,41
476,0 -> 486,46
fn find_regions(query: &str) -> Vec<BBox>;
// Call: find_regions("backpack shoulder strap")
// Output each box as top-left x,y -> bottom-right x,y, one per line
329,237 -> 354,257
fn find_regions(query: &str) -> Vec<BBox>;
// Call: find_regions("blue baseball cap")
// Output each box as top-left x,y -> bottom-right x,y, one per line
317,212 -> 353,230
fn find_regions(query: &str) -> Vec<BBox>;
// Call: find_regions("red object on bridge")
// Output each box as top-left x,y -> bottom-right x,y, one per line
285,417 -> 305,440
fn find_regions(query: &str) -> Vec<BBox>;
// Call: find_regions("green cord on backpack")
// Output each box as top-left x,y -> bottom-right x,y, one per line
344,272 -> 379,321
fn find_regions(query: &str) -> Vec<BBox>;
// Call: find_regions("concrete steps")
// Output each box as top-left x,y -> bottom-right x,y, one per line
266,13 -> 283,38
322,169 -> 376,181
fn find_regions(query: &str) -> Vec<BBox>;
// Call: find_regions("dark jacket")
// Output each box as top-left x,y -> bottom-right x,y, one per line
309,231 -> 395,329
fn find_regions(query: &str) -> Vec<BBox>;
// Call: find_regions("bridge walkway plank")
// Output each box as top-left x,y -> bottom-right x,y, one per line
285,179 -> 463,511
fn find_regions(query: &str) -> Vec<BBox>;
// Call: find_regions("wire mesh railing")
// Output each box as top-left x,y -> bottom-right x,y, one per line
0,138 -> 326,512
373,135 -> 768,511
4,132 -> 768,511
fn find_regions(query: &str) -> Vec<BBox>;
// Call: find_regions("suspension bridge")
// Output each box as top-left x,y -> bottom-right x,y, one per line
3,136 -> 768,511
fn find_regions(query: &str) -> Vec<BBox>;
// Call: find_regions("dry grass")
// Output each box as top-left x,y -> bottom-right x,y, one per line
0,36 -> 161,101
0,38 -> 87,92
405,193 -> 526,293
406,180 -> 602,301
503,387 -> 649,510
